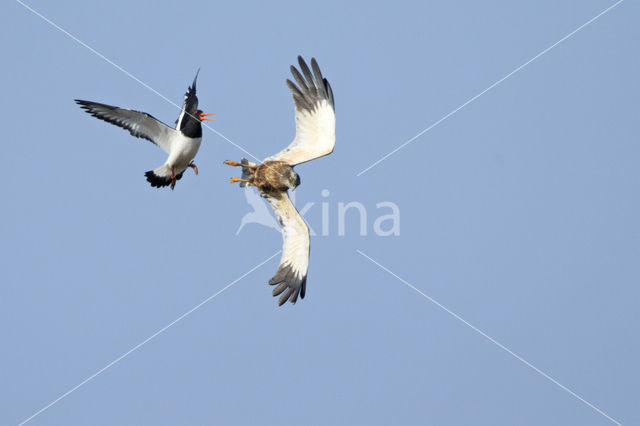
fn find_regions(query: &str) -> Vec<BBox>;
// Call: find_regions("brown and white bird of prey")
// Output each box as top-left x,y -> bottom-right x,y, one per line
75,71 -> 215,190
225,56 -> 335,306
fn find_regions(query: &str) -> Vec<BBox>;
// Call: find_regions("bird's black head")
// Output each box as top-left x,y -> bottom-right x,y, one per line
179,108 -> 215,139
177,70 -> 215,139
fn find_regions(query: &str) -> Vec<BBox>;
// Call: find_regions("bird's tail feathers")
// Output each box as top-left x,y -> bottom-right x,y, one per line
145,165 -> 184,188
240,158 -> 256,188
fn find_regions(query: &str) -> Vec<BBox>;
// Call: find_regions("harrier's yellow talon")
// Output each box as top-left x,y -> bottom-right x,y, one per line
224,160 -> 242,167
230,177 -> 251,184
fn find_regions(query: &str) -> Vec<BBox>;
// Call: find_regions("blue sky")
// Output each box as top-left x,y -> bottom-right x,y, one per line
1,1 -> 638,425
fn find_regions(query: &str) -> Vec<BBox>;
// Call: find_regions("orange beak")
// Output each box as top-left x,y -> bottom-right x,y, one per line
199,112 -> 216,122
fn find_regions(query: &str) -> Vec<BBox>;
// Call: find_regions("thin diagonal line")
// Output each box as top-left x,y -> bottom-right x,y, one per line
14,0 -> 264,165
356,249 -> 622,426
18,251 -> 281,426
357,0 -> 625,176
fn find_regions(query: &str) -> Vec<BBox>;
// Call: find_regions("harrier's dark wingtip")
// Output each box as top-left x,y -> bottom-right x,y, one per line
288,56 -> 334,113
269,263 -> 306,306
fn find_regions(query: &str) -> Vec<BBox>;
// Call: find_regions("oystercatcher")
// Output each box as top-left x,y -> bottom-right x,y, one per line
75,71 -> 215,190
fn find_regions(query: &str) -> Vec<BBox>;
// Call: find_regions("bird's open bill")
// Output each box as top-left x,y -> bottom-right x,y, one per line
199,112 -> 216,121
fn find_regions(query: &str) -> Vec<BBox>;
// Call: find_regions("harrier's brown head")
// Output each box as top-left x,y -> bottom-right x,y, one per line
282,168 -> 301,190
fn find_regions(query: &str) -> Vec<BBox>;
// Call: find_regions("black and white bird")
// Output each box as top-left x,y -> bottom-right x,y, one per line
75,71 -> 215,190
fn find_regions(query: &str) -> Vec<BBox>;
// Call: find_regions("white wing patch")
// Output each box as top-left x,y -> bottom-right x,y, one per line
268,100 -> 335,165
265,191 -> 310,306
264,57 -> 336,166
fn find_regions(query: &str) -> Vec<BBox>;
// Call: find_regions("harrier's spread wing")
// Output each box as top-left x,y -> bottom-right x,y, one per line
75,100 -> 176,154
264,56 -> 335,166
264,191 -> 309,306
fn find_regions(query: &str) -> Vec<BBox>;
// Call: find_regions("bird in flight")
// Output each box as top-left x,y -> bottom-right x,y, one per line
225,56 -> 335,306
75,71 -> 215,190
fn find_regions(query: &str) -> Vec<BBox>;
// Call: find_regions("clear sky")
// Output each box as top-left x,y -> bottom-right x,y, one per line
2,1 -> 638,425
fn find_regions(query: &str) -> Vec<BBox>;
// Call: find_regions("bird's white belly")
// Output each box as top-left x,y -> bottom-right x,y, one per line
167,134 -> 201,171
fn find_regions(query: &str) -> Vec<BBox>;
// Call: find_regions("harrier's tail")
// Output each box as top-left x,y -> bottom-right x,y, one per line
240,158 -> 257,188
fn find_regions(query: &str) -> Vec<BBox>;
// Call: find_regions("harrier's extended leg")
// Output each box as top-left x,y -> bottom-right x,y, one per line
188,161 -> 198,175
170,167 -> 177,190
224,160 -> 257,169
230,177 -> 251,184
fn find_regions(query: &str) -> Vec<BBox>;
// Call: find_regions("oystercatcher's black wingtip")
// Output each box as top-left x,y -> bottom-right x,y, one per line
192,68 -> 200,89
144,170 -> 184,188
